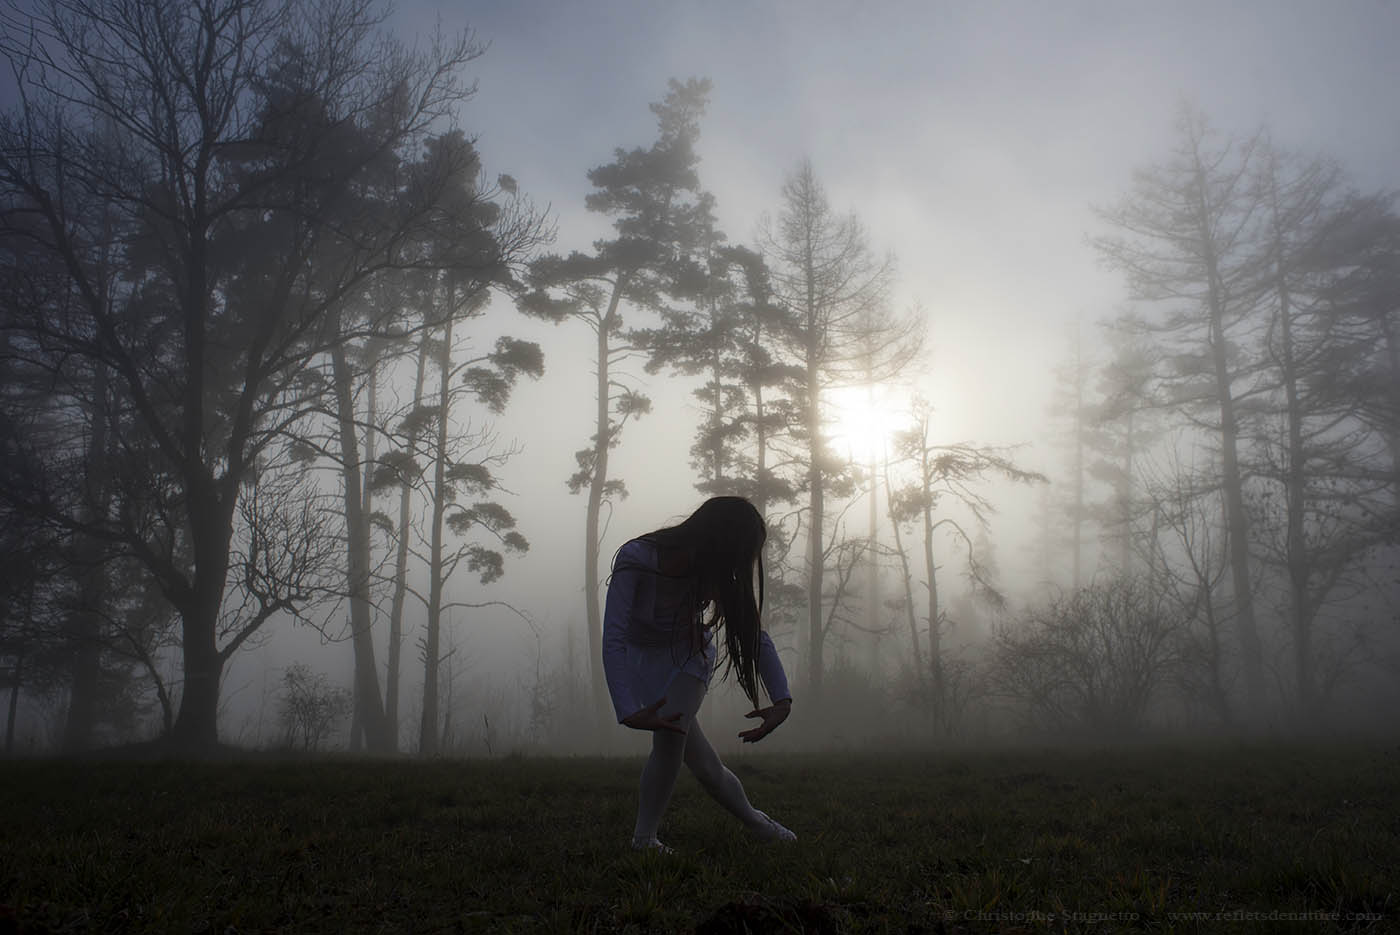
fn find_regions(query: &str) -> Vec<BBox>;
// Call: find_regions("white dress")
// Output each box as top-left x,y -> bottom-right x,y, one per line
601,538 -> 791,723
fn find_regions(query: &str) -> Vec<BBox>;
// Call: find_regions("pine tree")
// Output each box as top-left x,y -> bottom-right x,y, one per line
518,79 -> 713,722
1093,106 -> 1269,715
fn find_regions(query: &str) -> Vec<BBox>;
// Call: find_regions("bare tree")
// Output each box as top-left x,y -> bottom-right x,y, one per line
758,160 -> 923,700
887,398 -> 1043,727
1139,447 -> 1237,726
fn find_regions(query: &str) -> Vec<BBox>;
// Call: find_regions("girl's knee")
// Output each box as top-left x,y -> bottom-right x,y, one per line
651,730 -> 687,764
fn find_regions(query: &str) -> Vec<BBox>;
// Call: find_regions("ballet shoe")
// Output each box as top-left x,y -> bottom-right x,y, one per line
631,836 -> 675,854
749,810 -> 796,842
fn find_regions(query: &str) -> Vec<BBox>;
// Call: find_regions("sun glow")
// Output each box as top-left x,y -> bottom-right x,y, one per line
826,385 -> 902,463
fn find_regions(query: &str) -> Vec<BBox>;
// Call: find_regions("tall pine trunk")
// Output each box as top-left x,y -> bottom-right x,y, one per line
920,449 -> 943,723
387,329 -> 431,750
1071,348 -> 1086,591
4,651 -> 20,754
1194,164 -> 1266,715
1118,410 -> 1136,572
805,361 -> 824,700
585,277 -> 627,724
883,456 -> 925,697
1378,311 -> 1400,505
420,308 -> 454,755
1206,282 -> 1265,713
1261,159 -> 1319,715
63,221 -> 116,752
1275,276 -> 1315,711
62,358 -> 109,752
331,338 -> 392,754
802,219 -> 824,698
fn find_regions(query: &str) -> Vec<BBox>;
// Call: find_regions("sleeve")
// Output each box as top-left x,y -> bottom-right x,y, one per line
755,630 -> 791,705
601,542 -> 645,723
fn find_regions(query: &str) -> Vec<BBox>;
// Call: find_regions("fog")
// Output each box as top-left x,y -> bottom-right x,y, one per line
3,0 -> 1399,756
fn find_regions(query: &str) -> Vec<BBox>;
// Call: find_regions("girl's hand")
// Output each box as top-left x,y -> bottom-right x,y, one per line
622,697 -> 687,734
738,698 -> 791,743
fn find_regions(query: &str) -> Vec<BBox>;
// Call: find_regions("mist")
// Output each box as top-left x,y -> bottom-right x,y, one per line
3,0 -> 1399,760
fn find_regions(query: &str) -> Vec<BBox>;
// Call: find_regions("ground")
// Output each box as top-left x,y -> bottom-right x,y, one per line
0,743 -> 1395,932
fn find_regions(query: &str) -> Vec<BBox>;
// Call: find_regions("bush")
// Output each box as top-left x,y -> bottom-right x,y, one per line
992,577 -> 1182,735
277,663 -> 351,752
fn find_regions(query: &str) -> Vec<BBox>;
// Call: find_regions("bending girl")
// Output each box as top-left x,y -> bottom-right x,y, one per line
602,496 -> 796,852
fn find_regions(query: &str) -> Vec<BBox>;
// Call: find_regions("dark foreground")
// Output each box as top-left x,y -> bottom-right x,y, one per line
0,744 -> 1395,933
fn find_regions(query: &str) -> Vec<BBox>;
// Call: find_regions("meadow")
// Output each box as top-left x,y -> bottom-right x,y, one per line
0,743 -> 1395,933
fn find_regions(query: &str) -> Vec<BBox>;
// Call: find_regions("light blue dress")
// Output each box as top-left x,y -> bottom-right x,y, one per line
601,538 -> 791,723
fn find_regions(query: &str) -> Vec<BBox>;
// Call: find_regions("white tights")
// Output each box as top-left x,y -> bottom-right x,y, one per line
632,673 -> 765,844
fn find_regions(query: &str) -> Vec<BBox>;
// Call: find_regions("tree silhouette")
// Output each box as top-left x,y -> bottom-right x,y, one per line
0,0 -> 508,750
518,78 -> 713,722
758,160 -> 922,700
887,399 -> 1043,727
1093,106 -> 1268,715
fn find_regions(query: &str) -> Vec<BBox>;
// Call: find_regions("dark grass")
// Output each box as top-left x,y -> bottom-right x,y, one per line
1,743 -> 1397,933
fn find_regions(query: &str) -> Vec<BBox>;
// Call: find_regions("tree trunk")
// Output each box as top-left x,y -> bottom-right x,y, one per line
802,217 -> 825,700
805,362 -> 825,701
1197,170 -> 1265,714
1377,309 -> 1400,508
1071,344 -> 1085,591
169,555 -> 230,752
61,356 -> 110,752
752,376 -> 769,519
170,634 -> 224,750
1211,337 -> 1265,714
420,310 -> 454,756
387,329 -> 431,751
357,355 -> 380,750
708,304 -> 725,486
921,451 -> 943,724
866,442 -> 880,670
61,570 -> 105,751
5,652 -> 22,755
331,341 -> 392,754
883,456 -> 925,696
1119,411 -> 1136,573
169,456 -> 239,752
585,277 -> 627,725
1267,208 -> 1318,716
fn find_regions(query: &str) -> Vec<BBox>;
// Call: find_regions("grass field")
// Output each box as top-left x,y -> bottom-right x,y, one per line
1,743 -> 1396,933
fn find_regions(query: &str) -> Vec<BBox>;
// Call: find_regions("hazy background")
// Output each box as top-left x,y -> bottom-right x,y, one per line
319,0 -> 1400,747
4,0 -> 1399,754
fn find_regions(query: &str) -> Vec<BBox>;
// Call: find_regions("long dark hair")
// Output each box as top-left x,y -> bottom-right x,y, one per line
641,496 -> 767,706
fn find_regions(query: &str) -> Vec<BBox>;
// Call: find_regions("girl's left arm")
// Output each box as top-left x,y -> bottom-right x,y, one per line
755,630 -> 791,705
740,632 -> 792,743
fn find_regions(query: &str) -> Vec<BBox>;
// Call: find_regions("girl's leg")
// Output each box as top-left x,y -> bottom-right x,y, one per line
632,674 -> 707,845
681,717 -> 765,828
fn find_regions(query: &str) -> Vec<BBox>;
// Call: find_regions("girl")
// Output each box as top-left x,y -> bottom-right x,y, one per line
602,496 -> 797,852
